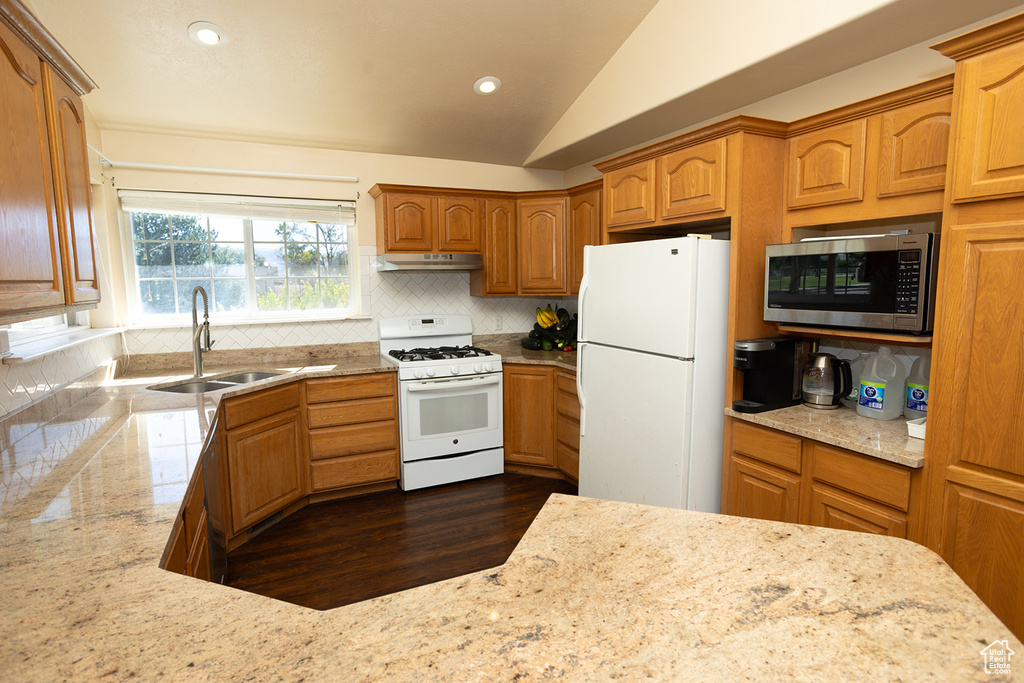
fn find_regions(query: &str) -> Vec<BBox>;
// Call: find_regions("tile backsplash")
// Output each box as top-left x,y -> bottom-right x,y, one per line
124,247 -> 568,355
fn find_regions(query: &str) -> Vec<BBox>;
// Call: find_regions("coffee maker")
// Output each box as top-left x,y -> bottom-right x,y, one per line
732,337 -> 805,413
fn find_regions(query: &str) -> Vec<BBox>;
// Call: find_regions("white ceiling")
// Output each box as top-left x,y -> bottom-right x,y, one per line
23,0 -> 1024,171
26,0 -> 659,168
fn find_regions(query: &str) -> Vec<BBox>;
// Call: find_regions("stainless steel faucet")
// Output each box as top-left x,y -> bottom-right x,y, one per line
191,286 -> 214,377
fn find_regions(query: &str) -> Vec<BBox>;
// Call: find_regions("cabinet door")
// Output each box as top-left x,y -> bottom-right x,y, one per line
660,138 -> 728,220
876,95 -> 952,198
0,21 -> 64,315
226,409 -> 304,535
436,196 -> 482,252
949,41 -> 1024,203
383,193 -> 435,251
809,484 -> 907,537
603,159 -> 656,228
727,455 -> 801,523
517,197 -> 567,295
928,220 -> 1024,637
568,189 -> 600,295
480,198 -> 517,294
503,365 -> 555,467
786,119 -> 867,209
43,65 -> 99,306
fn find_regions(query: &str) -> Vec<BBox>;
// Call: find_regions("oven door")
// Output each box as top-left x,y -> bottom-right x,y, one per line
399,373 -> 503,462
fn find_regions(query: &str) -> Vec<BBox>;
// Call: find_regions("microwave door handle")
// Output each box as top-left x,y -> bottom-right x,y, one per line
405,375 -> 501,392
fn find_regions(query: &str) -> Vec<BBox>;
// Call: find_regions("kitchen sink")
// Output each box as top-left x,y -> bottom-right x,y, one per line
152,380 -> 237,394
215,371 -> 282,384
149,371 -> 284,394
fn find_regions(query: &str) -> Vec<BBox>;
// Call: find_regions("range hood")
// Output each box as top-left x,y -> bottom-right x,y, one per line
374,253 -> 484,271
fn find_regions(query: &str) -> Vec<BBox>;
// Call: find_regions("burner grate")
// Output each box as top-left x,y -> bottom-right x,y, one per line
388,345 -> 494,362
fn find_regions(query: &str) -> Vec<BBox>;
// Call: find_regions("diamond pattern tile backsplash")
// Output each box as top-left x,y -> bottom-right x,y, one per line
0,335 -> 122,419
124,249 -> 571,355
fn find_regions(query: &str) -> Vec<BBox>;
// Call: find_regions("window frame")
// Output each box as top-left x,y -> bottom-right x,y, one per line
119,192 -> 360,326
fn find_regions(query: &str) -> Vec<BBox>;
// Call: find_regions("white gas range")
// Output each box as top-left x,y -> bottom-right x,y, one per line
379,315 -> 504,491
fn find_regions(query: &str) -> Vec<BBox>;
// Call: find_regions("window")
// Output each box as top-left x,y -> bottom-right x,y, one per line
119,191 -> 358,322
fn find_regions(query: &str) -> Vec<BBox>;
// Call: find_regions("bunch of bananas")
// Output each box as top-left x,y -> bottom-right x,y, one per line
522,305 -> 578,352
535,304 -> 559,328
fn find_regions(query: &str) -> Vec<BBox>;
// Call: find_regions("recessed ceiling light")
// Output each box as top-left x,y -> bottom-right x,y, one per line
473,76 -> 501,95
188,21 -> 229,47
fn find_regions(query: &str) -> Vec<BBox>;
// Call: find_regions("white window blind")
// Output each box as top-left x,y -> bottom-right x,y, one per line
117,190 -> 356,224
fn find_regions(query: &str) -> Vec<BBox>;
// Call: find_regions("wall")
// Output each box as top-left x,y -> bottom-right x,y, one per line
90,130 -> 567,355
0,334 -> 121,422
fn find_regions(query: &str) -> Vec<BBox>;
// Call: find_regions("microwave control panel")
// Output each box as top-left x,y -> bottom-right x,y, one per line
895,251 -> 922,316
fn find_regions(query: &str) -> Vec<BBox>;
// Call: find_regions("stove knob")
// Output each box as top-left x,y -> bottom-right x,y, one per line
473,364 -> 483,374
484,363 -> 494,373
414,369 -> 425,379
450,366 -> 461,375
425,368 -> 436,377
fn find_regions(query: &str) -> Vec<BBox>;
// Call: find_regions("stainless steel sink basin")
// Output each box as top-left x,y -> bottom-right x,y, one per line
216,371 -> 282,384
153,380 -> 236,394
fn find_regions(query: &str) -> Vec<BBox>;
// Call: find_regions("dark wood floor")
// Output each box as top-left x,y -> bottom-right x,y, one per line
225,473 -> 577,610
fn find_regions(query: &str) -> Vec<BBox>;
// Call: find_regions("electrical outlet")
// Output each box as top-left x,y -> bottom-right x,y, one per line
495,315 -> 503,331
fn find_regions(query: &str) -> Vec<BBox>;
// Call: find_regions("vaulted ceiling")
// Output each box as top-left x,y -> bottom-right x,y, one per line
24,0 -> 1024,171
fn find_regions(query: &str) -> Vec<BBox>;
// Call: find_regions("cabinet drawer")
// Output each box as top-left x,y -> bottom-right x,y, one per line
556,389 -> 580,421
307,396 -> 396,428
557,413 -> 580,451
556,441 -> 579,481
731,421 -> 802,474
309,420 -> 398,460
310,450 -> 398,491
556,372 -> 576,395
306,373 -> 395,404
224,383 -> 300,430
812,444 -> 911,512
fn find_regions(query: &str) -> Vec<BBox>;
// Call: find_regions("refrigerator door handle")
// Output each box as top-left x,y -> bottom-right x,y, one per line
577,271 -> 589,342
576,342 -> 587,436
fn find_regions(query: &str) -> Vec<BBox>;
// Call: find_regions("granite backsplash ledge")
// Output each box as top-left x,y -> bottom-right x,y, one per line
124,342 -> 381,372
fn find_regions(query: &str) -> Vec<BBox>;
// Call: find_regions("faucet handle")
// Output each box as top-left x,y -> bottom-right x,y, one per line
206,338 -> 215,351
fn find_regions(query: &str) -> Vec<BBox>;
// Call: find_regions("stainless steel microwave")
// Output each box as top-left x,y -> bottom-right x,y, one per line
763,233 -> 939,334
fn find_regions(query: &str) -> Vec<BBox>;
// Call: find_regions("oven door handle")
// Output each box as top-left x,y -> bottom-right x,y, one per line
405,374 -> 501,392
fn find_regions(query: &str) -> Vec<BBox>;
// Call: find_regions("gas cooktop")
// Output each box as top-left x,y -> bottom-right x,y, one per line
388,345 -> 494,363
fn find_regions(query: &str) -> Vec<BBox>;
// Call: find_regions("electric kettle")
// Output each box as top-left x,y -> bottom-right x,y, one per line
801,353 -> 852,409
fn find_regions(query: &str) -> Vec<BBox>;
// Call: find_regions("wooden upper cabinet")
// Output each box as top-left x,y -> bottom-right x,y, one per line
876,95 -> 952,198
437,195 -> 482,252
946,40 -> 1024,203
381,193 -> 435,252
603,159 -> 656,229
476,198 -> 517,295
568,187 -> 600,295
370,186 -> 484,254
43,64 -> 99,305
786,119 -> 867,209
660,138 -> 727,220
518,196 -> 567,295
0,20 -> 65,315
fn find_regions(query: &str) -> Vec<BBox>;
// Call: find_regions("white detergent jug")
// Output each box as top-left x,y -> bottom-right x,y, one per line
857,346 -> 906,420
904,355 -> 931,421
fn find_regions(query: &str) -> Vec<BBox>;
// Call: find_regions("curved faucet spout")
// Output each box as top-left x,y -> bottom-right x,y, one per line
191,286 -> 213,377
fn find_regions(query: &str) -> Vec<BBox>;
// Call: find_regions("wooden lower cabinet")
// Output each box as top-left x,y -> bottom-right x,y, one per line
555,371 -> 580,481
503,365 -> 579,481
728,455 -> 801,524
225,408 -> 305,535
725,419 -> 918,540
306,373 -> 399,494
504,364 -> 556,467
809,484 -> 907,537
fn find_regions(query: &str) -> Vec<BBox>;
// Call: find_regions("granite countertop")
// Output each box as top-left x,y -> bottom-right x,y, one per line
727,404 -> 926,469
0,367 -> 1017,680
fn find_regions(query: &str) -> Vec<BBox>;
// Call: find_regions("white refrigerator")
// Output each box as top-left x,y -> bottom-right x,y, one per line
576,235 -> 730,512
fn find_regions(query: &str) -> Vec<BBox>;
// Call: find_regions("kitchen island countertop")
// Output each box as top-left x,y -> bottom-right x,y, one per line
0,366 -> 1016,680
